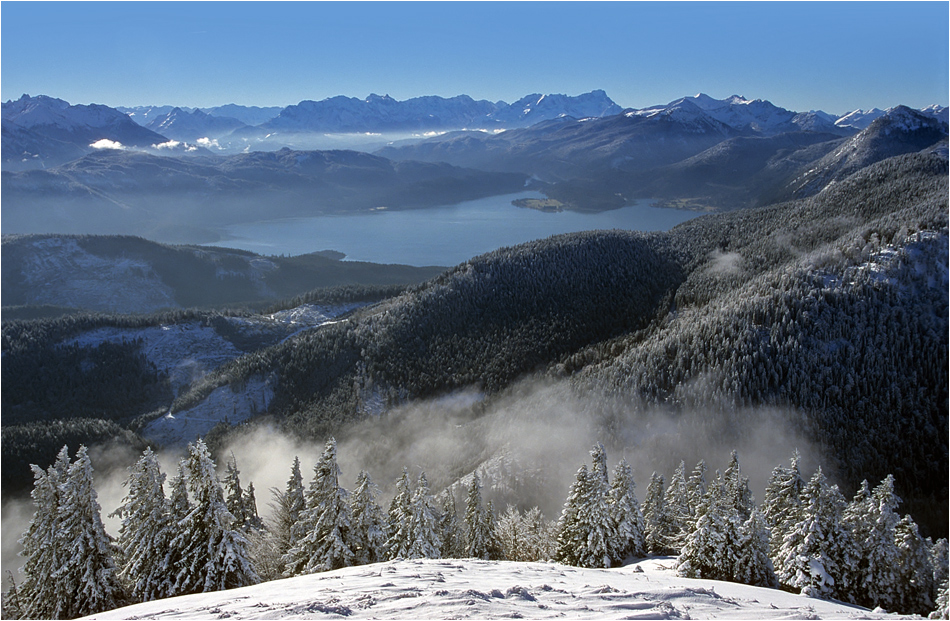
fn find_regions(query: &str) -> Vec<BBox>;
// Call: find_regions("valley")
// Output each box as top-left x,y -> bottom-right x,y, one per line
1,88 -> 947,619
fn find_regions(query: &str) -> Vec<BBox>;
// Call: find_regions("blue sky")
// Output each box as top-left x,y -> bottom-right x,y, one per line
2,2 -> 947,114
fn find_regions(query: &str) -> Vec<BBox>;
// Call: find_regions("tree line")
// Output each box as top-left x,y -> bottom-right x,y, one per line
6,441 -> 947,619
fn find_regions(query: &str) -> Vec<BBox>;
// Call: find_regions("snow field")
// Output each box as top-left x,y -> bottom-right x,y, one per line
82,557 -> 913,620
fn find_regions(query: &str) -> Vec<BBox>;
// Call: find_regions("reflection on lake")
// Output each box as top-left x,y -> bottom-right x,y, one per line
206,192 -> 697,266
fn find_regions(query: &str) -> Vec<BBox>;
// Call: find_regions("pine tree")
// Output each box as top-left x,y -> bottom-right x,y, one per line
171,439 -> 258,594
437,491 -> 465,559
244,482 -> 263,532
483,500 -> 504,561
270,456 -> 305,559
608,458 -> 645,563
775,467 -> 852,599
53,445 -> 127,618
465,471 -> 493,560
349,470 -> 387,565
723,450 -> 754,522
385,468 -> 413,560
762,451 -> 805,559
223,455 -> 248,532
676,475 -> 740,583
894,515 -> 935,615
112,447 -> 174,602
554,447 -> 612,569
861,475 -> 902,609
642,472 -> 674,555
686,459 -> 708,519
18,446 -> 71,620
406,472 -> 441,559
734,509 -> 778,588
664,461 -> 691,552
283,437 -> 354,574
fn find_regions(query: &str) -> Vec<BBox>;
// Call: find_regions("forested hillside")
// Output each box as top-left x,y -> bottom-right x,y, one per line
158,150 -> 948,535
2,149 -> 946,541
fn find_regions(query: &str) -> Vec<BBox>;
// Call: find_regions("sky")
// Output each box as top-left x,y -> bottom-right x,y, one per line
1,1 -> 947,115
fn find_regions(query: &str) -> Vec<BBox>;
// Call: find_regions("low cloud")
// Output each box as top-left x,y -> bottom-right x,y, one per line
153,140 -> 181,150
197,137 -> 220,149
89,138 -> 126,150
707,249 -> 744,276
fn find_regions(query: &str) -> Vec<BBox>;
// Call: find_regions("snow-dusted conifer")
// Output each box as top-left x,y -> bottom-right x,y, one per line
676,475 -> 740,582
860,475 -> 902,609
723,450 -> 754,521
932,539 -> 949,611
483,500 -> 504,561
54,446 -> 126,618
734,509 -> 778,588
223,455 -> 248,531
664,461 -> 691,552
894,515 -> 935,615
465,471 -> 494,559
349,470 -> 387,565
775,467 -> 851,599
932,579 -> 949,620
283,437 -> 354,574
642,472 -> 674,555
762,451 -> 805,558
406,472 -> 441,559
172,439 -> 258,594
385,468 -> 413,560
270,456 -> 305,558
18,446 -> 71,620
555,448 -> 612,569
437,491 -> 465,559
244,482 -> 263,532
609,458 -> 645,562
686,459 -> 708,518
112,447 -> 174,602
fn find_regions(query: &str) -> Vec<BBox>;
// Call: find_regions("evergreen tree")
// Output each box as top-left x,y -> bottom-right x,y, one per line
608,458 -> 645,563
894,515 -> 935,615
349,470 -> 387,565
762,451 -> 805,559
861,475 -> 902,609
223,455 -> 248,532
932,539 -> 950,613
112,447 -> 174,602
483,500 -> 504,561
283,438 -> 354,574
555,448 -> 612,569
676,475 -> 740,583
723,450 -> 754,521
243,482 -> 263,532
642,472 -> 674,555
437,491 -> 465,559
734,509 -> 778,588
270,456 -> 305,559
53,445 -> 126,618
465,471 -> 493,560
685,459 -> 708,519
18,446 -> 71,620
171,439 -> 258,594
775,467 -> 852,599
664,461 -> 691,552
406,472 -> 441,559
385,468 -> 413,560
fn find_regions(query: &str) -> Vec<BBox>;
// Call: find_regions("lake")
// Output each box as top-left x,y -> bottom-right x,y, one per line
206,192 -> 698,266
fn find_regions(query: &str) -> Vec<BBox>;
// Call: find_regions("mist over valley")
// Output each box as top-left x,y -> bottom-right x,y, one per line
2,86 -> 948,619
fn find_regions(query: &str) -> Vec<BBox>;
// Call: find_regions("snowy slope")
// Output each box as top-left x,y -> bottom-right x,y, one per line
82,557 -> 913,620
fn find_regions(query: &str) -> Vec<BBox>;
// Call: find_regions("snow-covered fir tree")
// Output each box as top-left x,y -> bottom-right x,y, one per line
775,467 -> 852,600
676,474 -> 740,583
283,437 -> 354,574
483,500 -> 504,561
686,459 -> 708,518
894,514 -> 935,615
223,455 -> 248,532
608,457 -> 645,562
437,491 -> 465,559
349,470 -> 387,565
385,468 -> 413,560
734,509 -> 778,588
244,482 -> 263,532
53,446 -> 127,618
406,472 -> 441,559
642,472 -> 675,555
465,471 -> 493,560
723,450 -> 755,522
762,451 -> 805,559
270,456 -> 306,559
663,461 -> 691,552
555,446 -> 612,569
856,475 -> 902,609
171,439 -> 258,594
18,446 -> 71,620
112,447 -> 174,602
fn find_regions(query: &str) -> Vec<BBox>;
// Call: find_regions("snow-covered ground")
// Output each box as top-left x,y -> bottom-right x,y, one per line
82,557 -> 912,620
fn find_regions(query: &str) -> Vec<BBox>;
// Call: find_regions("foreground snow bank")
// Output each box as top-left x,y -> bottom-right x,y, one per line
83,557 -> 913,620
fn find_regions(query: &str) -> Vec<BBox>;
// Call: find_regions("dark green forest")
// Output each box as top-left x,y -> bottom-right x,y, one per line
2,149 -> 947,540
